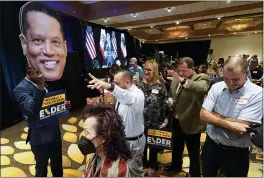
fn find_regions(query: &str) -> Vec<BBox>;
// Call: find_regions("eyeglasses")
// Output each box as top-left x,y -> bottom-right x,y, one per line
143,68 -> 152,72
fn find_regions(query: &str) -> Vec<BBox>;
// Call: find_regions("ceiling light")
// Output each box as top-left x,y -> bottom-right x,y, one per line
233,32 -> 236,34
185,37 -> 188,39
143,41 -> 145,43
255,31 -> 257,34
217,17 -> 221,20
208,34 -> 211,36
132,13 -> 137,17
128,28 -> 131,31
103,18 -> 107,23
203,24 -> 206,26
149,29 -> 152,31
176,21 -> 180,25
227,0 -> 231,3
150,25 -> 154,28
156,40 -> 158,41
167,7 -> 172,12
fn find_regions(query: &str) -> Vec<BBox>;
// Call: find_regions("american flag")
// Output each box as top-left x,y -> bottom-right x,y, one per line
111,31 -> 118,59
85,26 -> 96,60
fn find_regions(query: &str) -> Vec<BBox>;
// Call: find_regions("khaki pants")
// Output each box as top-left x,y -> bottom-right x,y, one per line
126,134 -> 146,177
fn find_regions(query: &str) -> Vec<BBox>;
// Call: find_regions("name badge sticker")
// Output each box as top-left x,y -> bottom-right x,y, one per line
152,89 -> 159,94
253,71 -> 258,74
235,98 -> 248,105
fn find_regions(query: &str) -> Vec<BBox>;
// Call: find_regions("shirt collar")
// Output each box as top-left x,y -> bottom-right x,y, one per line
25,77 -> 48,92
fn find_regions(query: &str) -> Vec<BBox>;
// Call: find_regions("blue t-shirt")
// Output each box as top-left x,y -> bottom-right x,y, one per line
129,66 -> 143,79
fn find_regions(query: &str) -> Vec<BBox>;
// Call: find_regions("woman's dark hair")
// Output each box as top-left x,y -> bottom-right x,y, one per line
196,64 -> 207,74
109,63 -> 121,76
82,104 -> 131,161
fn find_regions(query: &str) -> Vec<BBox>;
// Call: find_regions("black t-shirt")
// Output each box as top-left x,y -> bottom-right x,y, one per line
250,67 -> 263,80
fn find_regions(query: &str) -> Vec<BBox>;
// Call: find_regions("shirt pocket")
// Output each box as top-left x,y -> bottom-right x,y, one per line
232,104 -> 245,118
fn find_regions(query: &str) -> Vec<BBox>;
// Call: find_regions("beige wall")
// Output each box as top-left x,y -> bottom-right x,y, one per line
209,34 -> 263,61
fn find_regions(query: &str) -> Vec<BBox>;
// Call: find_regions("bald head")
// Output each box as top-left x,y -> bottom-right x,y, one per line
113,70 -> 133,89
225,56 -> 248,73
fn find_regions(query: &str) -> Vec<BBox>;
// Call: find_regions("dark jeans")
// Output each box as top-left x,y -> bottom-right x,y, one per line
31,139 -> 63,177
171,119 -> 201,177
143,129 -> 161,170
202,135 -> 249,177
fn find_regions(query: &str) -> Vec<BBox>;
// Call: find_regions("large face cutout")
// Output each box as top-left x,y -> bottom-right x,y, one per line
20,11 -> 67,81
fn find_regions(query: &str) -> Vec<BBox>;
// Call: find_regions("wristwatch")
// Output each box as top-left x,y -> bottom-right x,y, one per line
108,83 -> 115,92
180,78 -> 187,85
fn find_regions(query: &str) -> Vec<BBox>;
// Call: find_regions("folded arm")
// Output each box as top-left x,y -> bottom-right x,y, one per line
13,86 -> 45,119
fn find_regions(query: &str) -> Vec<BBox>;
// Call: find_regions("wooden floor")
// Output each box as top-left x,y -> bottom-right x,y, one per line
1,110 -> 263,177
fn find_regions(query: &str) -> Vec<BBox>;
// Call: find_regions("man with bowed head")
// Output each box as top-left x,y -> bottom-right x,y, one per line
87,70 -> 146,177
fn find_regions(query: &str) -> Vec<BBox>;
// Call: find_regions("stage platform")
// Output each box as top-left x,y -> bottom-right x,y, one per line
1,109 -> 263,177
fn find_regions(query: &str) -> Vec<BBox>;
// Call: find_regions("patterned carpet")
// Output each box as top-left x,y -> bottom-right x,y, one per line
1,110 -> 263,177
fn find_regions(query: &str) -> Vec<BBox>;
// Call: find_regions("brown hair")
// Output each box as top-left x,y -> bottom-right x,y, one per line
178,57 -> 194,68
83,104 -> 131,161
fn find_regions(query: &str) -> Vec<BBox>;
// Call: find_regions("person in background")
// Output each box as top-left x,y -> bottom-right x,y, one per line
13,2 -> 70,177
159,64 -> 176,92
200,56 -> 263,177
80,104 -> 131,177
129,57 -> 143,83
107,63 -> 121,83
87,70 -> 145,177
218,58 -> 225,77
196,65 -> 208,74
165,57 -> 210,177
138,60 -> 169,176
249,57 -> 263,86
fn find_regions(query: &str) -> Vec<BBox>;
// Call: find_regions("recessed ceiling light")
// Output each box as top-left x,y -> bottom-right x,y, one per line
150,25 -> 154,28
234,32 -> 236,34
176,21 -> 180,25
143,41 -> 145,43
227,0 -> 231,3
156,40 -> 158,41
103,18 -> 107,23
167,7 -> 172,12
255,31 -> 257,33
208,34 -> 211,36
128,28 -> 131,31
185,37 -> 188,39
132,13 -> 137,17
203,24 -> 206,26
149,29 -> 152,31
217,17 -> 221,20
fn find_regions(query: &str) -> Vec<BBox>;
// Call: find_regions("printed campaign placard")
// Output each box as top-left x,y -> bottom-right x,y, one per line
39,89 -> 69,120
146,128 -> 173,150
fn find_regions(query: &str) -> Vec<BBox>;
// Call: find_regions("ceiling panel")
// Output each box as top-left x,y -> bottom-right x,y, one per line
143,28 -> 161,34
176,4 -> 191,14
224,11 -> 240,17
140,11 -> 156,19
151,9 -> 170,18
218,1 -> 233,8
190,2 -> 205,13
204,1 -> 219,10
230,1 -> 257,7
118,13 -> 146,21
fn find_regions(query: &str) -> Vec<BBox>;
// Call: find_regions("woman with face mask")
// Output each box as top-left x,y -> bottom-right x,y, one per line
78,104 -> 131,177
138,60 -> 169,176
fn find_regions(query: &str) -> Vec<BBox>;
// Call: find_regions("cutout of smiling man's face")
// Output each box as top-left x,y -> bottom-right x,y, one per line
20,11 -> 67,81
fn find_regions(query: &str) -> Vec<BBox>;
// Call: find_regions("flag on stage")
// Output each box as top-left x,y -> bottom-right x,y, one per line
120,33 -> 127,58
85,26 -> 96,60
100,29 -> 106,59
112,31 -> 118,59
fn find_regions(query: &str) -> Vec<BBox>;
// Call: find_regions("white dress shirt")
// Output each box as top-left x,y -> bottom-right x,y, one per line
112,84 -> 145,137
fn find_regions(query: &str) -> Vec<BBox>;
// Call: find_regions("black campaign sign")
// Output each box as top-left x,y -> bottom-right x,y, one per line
146,128 -> 173,150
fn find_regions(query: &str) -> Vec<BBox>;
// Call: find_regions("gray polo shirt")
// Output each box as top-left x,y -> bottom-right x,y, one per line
202,79 -> 263,148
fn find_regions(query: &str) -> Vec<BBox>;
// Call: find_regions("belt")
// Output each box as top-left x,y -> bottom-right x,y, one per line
207,134 -> 248,151
126,133 -> 143,141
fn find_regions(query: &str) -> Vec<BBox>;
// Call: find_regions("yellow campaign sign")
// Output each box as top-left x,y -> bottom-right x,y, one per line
42,93 -> 66,107
147,129 -> 172,139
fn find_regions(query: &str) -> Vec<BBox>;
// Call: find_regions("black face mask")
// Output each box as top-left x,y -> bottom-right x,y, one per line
78,136 -> 96,155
